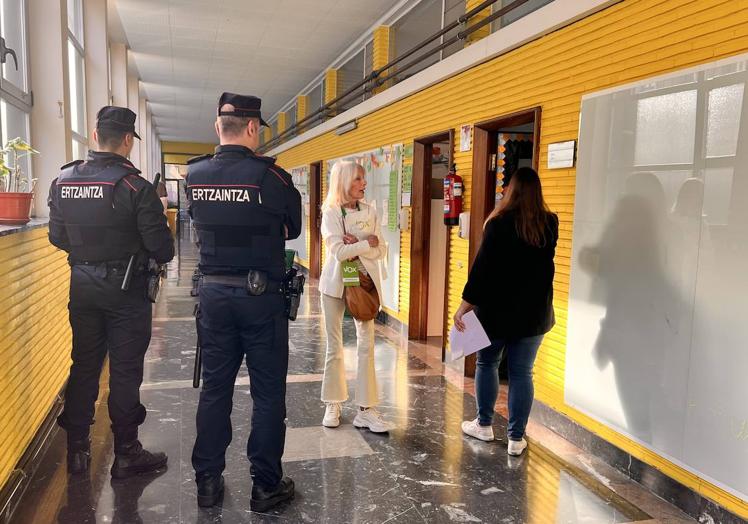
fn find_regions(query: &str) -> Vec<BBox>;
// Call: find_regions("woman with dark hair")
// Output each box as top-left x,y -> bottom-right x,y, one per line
454,167 -> 558,455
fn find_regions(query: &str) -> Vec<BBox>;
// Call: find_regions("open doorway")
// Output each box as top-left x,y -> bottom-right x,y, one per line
308,161 -> 323,279
465,107 -> 541,377
409,131 -> 454,361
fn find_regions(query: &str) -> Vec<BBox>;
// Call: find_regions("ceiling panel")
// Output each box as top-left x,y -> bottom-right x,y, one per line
113,0 -> 403,143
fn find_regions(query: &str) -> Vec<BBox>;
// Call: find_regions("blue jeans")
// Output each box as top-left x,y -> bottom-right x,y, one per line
475,335 -> 544,441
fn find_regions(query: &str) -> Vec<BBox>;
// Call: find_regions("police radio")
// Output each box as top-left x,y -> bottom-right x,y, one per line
145,171 -> 166,303
146,259 -> 165,303
443,163 -> 462,226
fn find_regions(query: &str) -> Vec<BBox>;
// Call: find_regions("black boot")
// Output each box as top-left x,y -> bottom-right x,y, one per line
110,440 -> 167,479
196,474 -> 224,508
67,437 -> 91,475
250,476 -> 294,513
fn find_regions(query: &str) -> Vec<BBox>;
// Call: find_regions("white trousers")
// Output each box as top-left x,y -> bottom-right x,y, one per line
320,293 -> 379,407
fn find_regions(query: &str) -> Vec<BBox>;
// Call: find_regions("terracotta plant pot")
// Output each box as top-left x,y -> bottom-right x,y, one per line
0,192 -> 33,225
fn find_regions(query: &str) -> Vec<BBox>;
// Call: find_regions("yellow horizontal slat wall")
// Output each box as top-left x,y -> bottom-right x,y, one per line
398,149 -> 413,320
0,228 -> 71,490
275,0 -> 748,516
445,144 -> 472,349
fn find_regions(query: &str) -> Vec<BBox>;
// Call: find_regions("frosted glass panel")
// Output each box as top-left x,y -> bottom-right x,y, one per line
702,168 -> 734,225
567,54 -> 748,501
706,84 -> 744,158
634,91 -> 696,165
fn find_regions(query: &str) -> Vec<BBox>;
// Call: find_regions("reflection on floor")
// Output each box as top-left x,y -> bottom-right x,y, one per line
11,229 -> 696,523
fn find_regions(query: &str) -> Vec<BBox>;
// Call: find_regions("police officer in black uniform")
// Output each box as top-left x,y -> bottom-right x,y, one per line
48,106 -> 175,478
187,93 -> 301,511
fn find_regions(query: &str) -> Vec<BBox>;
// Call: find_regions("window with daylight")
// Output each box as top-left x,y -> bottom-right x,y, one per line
0,0 -> 33,189
67,0 -> 87,159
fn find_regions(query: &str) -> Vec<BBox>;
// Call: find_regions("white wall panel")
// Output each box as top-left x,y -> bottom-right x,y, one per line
566,53 -> 748,501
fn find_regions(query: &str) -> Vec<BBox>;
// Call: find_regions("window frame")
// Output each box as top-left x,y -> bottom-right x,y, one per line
0,0 -> 33,111
67,0 -> 87,154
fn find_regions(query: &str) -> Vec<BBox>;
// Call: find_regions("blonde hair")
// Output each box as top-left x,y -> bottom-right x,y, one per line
323,160 -> 365,211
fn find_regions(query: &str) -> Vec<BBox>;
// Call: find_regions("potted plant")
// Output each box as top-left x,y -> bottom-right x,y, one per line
0,138 -> 39,225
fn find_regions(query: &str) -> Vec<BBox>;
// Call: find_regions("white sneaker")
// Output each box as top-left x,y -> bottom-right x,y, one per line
461,419 -> 495,442
353,408 -> 395,433
507,438 -> 528,456
322,403 -> 342,428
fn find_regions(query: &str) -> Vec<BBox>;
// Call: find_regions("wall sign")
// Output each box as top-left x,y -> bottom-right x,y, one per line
460,124 -> 473,152
547,140 -> 576,169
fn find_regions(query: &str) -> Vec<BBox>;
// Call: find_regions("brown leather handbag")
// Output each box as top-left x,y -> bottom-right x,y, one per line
341,207 -> 380,321
345,269 -> 380,321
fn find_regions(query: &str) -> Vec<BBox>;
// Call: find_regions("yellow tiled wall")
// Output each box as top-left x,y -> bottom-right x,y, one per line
373,26 -> 395,92
276,0 -> 748,517
398,148 -> 413,318
0,228 -> 71,490
465,0 -> 492,45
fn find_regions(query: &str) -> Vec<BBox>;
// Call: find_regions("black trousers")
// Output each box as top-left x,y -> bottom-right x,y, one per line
57,265 -> 151,448
191,284 -> 289,489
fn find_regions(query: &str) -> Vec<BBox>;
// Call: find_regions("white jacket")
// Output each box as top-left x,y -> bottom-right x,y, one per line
319,201 -> 387,301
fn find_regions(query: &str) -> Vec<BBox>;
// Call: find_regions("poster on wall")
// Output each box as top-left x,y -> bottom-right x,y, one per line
497,132 -> 534,202
287,165 -> 310,262
460,124 -> 473,152
290,165 -> 310,213
401,164 -> 413,207
401,144 -> 414,207
326,145 -> 402,312
390,144 -> 403,231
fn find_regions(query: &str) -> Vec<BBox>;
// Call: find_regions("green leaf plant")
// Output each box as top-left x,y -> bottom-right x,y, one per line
0,138 -> 39,193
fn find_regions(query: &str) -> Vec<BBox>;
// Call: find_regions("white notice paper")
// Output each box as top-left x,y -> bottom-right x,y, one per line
448,311 -> 491,361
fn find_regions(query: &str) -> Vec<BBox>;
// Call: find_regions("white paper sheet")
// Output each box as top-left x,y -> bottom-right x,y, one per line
448,311 -> 491,361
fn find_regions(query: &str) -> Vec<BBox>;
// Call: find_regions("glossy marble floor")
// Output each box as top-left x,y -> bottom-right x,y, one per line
11,230 -> 697,524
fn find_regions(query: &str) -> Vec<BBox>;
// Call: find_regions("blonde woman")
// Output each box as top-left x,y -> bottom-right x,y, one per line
319,160 -> 394,433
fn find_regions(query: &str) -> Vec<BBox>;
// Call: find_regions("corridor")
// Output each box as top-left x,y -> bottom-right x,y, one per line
9,228 -> 695,523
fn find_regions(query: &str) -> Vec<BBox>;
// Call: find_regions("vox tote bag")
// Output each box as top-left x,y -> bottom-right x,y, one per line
341,206 -> 380,321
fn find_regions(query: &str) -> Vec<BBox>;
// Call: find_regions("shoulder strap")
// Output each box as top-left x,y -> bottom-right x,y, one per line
340,207 -> 347,235
59,160 -> 84,180
187,153 -> 213,165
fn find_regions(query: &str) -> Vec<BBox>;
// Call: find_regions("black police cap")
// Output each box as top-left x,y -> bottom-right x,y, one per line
96,106 -> 141,139
217,92 -> 269,127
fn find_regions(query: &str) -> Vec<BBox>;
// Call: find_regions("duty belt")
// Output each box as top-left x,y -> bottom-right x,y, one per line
71,259 -> 131,270
201,274 -> 283,294
70,258 -> 138,279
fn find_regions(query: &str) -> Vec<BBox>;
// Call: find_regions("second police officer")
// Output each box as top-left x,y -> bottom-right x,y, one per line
48,107 -> 175,478
187,93 -> 302,511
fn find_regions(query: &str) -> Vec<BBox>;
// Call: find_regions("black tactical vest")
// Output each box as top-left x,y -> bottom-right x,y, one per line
187,153 -> 287,277
57,160 -> 143,263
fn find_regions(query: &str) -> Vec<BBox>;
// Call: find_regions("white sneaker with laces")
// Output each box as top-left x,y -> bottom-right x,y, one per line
461,419 -> 495,442
507,438 -> 528,456
353,408 -> 394,433
322,403 -> 342,428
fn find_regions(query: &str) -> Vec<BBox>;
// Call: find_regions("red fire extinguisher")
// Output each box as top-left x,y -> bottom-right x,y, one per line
443,163 -> 462,226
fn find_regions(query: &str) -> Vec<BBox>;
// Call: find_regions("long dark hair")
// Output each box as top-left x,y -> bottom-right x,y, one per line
485,167 -> 552,247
